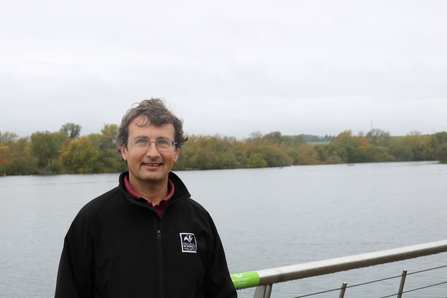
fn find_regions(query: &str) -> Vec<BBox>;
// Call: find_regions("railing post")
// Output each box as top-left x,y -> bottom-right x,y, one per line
397,270 -> 407,298
253,284 -> 273,298
339,282 -> 348,298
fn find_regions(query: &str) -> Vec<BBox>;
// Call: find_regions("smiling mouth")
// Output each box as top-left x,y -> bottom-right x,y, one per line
143,163 -> 162,167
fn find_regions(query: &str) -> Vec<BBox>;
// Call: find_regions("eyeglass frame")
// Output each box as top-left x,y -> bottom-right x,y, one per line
126,138 -> 177,151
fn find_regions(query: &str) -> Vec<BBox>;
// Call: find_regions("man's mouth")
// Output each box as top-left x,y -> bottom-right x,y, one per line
142,162 -> 162,167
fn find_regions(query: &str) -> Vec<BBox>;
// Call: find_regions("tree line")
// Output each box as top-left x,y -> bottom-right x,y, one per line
1,124 -> 446,175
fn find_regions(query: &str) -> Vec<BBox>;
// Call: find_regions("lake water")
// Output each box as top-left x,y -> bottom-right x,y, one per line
0,161 -> 446,297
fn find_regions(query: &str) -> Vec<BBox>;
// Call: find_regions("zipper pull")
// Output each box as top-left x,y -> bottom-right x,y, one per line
157,230 -> 162,240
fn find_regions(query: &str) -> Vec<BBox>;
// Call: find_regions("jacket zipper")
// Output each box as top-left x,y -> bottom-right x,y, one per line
151,198 -> 184,298
156,224 -> 164,298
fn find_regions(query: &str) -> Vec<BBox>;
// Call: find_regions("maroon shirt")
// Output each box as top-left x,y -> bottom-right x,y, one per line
124,175 -> 175,218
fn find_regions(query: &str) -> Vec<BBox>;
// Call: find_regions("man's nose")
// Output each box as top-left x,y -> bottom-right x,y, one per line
146,142 -> 160,156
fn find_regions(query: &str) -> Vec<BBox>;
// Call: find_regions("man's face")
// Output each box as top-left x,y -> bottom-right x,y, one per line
120,116 -> 179,188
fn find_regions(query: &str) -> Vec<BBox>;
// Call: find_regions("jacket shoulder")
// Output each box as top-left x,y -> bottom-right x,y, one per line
180,196 -> 210,215
72,187 -> 121,225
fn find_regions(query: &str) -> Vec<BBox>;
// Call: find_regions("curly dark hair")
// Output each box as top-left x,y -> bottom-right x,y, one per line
115,99 -> 188,152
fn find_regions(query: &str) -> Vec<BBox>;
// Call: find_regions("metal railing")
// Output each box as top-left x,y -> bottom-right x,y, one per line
230,239 -> 447,298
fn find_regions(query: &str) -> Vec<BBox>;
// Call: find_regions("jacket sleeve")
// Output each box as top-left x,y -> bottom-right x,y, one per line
204,216 -> 237,298
55,212 -> 95,298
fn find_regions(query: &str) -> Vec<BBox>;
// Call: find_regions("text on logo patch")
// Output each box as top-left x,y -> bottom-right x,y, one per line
179,233 -> 197,253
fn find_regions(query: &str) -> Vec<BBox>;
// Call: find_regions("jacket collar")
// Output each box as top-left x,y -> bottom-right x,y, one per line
118,171 -> 191,204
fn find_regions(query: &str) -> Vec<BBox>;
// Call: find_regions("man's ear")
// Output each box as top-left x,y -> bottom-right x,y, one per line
120,145 -> 128,162
173,148 -> 180,162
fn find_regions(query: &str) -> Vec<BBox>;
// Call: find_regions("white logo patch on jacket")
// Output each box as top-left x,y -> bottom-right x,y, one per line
179,233 -> 197,253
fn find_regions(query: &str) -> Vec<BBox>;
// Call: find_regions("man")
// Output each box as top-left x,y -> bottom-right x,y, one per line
55,99 -> 237,298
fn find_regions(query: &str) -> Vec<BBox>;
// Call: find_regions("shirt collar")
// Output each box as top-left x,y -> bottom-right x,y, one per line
124,174 -> 175,207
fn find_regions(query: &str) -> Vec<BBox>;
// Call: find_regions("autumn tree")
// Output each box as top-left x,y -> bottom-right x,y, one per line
176,134 -> 239,170
246,152 -> 268,168
330,130 -> 362,163
0,142 -> 10,174
0,143 -> 8,164
352,145 -> 395,163
258,131 -> 305,148
433,131 -> 447,163
0,132 -> 17,170
433,131 -> 447,143
366,129 -> 392,147
246,131 -> 263,144
0,131 -> 19,143
1,136 -> 38,175
31,131 -> 68,169
88,124 -> 126,173
293,143 -> 320,165
388,137 -> 414,161
0,132 -> 38,175
313,143 -> 344,164
59,136 -> 99,173
437,142 -> 447,163
262,131 -> 282,146
60,123 -> 82,140
388,132 -> 437,161
246,145 -> 293,167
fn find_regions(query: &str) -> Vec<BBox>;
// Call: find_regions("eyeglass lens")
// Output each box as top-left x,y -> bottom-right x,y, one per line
131,138 -> 173,150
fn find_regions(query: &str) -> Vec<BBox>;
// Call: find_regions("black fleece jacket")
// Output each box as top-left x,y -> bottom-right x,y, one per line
55,171 -> 237,298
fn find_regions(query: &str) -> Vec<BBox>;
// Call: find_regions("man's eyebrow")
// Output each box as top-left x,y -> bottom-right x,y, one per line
132,135 -> 172,140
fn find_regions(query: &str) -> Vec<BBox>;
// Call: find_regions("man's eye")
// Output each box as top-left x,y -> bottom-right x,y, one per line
158,140 -> 169,145
136,139 -> 148,144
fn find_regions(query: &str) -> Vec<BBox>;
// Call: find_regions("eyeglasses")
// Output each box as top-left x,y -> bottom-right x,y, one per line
127,138 -> 177,151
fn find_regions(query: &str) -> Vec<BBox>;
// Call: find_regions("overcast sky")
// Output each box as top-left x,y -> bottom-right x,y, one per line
1,0 -> 446,140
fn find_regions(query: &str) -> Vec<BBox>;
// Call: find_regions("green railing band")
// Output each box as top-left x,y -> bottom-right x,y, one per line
231,271 -> 260,289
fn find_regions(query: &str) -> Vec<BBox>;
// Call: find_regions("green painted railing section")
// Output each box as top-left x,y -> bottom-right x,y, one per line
230,271 -> 260,289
